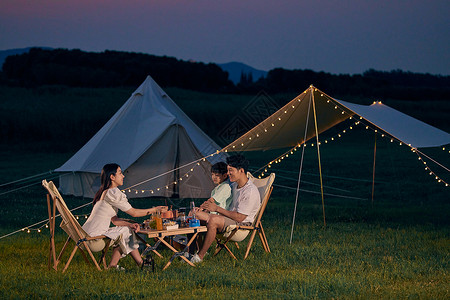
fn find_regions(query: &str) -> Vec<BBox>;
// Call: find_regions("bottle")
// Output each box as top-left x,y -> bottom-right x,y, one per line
156,210 -> 163,231
190,201 -> 196,219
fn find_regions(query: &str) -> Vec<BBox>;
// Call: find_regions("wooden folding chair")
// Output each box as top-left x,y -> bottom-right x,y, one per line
43,180 -> 111,273
214,173 -> 275,260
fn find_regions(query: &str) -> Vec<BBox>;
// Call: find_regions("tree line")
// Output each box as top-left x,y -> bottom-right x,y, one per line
1,48 -> 233,92
1,47 -> 449,101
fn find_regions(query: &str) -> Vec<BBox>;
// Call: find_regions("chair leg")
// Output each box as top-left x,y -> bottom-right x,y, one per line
223,244 -> 238,260
99,242 -> 110,269
47,194 -> 57,270
243,229 -> 258,260
258,230 -> 269,253
259,223 -> 270,253
62,246 -> 78,273
214,229 -> 239,259
55,237 -> 71,270
82,241 -> 102,271
78,248 -> 90,264
214,242 -> 222,256
214,240 -> 226,256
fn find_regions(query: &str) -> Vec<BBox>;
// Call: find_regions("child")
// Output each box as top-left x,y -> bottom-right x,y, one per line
208,162 -> 233,213
188,162 -> 232,255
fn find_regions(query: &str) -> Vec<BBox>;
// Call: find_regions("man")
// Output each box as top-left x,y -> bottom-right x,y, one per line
190,154 -> 261,263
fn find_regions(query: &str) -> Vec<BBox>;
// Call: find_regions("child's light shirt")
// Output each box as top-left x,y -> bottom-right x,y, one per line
210,180 -> 233,213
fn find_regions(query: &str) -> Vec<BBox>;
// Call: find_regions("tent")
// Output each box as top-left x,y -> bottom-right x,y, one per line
222,87 -> 450,152
56,76 -> 224,199
220,85 -> 449,239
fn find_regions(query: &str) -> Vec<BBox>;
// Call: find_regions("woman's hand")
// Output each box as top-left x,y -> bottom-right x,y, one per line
129,222 -> 140,233
155,206 -> 168,213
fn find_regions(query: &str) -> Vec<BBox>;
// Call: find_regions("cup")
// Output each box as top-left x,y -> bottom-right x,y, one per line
156,216 -> 163,230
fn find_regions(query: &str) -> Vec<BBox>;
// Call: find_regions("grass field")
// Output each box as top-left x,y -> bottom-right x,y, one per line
0,86 -> 449,298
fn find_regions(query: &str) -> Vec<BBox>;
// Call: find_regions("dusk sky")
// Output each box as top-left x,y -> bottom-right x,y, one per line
1,0 -> 449,75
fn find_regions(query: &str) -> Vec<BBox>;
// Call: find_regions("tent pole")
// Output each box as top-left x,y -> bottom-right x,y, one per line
371,132 -> 377,207
311,87 -> 326,228
77,172 -> 85,200
289,88 -> 313,244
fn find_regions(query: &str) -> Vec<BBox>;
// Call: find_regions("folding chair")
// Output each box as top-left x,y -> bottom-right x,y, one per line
214,173 -> 275,260
42,180 -> 111,273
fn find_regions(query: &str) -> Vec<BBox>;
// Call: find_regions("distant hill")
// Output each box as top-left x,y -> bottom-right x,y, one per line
0,47 -> 52,68
218,62 -> 267,84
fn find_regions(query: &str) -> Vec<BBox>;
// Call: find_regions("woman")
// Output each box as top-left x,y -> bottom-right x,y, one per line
82,163 -> 167,270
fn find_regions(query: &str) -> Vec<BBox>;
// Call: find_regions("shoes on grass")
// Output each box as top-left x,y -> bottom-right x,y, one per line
109,265 -> 125,271
190,254 -> 203,264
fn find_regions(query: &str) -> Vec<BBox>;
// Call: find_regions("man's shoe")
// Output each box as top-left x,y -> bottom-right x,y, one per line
190,254 -> 203,264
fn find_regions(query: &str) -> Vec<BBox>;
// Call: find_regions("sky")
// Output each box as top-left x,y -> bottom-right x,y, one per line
0,0 -> 449,75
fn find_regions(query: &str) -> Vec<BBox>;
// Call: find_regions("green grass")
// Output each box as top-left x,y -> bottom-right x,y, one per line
0,86 -> 449,298
0,138 -> 449,298
0,219 -> 448,298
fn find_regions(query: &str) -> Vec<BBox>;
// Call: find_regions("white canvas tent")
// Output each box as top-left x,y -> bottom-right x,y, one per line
56,76 -> 224,199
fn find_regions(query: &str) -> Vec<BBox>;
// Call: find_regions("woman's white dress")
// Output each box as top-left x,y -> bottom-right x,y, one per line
82,187 -> 139,256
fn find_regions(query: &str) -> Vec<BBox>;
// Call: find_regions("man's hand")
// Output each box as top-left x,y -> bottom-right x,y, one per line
200,200 -> 218,213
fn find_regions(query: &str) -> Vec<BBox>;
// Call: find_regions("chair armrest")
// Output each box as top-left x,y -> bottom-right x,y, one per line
237,225 -> 254,230
85,235 -> 107,241
120,218 -> 139,224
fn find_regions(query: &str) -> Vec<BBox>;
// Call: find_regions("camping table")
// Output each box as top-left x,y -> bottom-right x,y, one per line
139,226 -> 207,270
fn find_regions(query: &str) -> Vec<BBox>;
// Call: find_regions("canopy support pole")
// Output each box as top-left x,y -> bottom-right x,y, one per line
311,88 -> 326,228
371,132 -> 377,206
289,89 -> 313,244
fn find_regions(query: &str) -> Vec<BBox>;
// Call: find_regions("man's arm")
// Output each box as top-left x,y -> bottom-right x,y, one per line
216,206 -> 247,222
200,201 -> 247,222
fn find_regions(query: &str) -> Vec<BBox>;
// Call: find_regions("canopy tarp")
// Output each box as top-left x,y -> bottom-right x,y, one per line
223,87 -> 450,152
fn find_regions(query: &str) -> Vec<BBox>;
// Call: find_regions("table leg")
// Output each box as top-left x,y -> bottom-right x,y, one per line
159,237 -> 193,269
161,231 -> 201,270
141,239 -> 163,258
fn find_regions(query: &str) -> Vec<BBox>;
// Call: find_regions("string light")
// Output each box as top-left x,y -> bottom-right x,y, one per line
123,86 -> 448,191
252,90 -> 449,186
121,151 -> 224,195
19,211 -> 94,235
413,148 -> 449,187
256,119 -> 363,178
